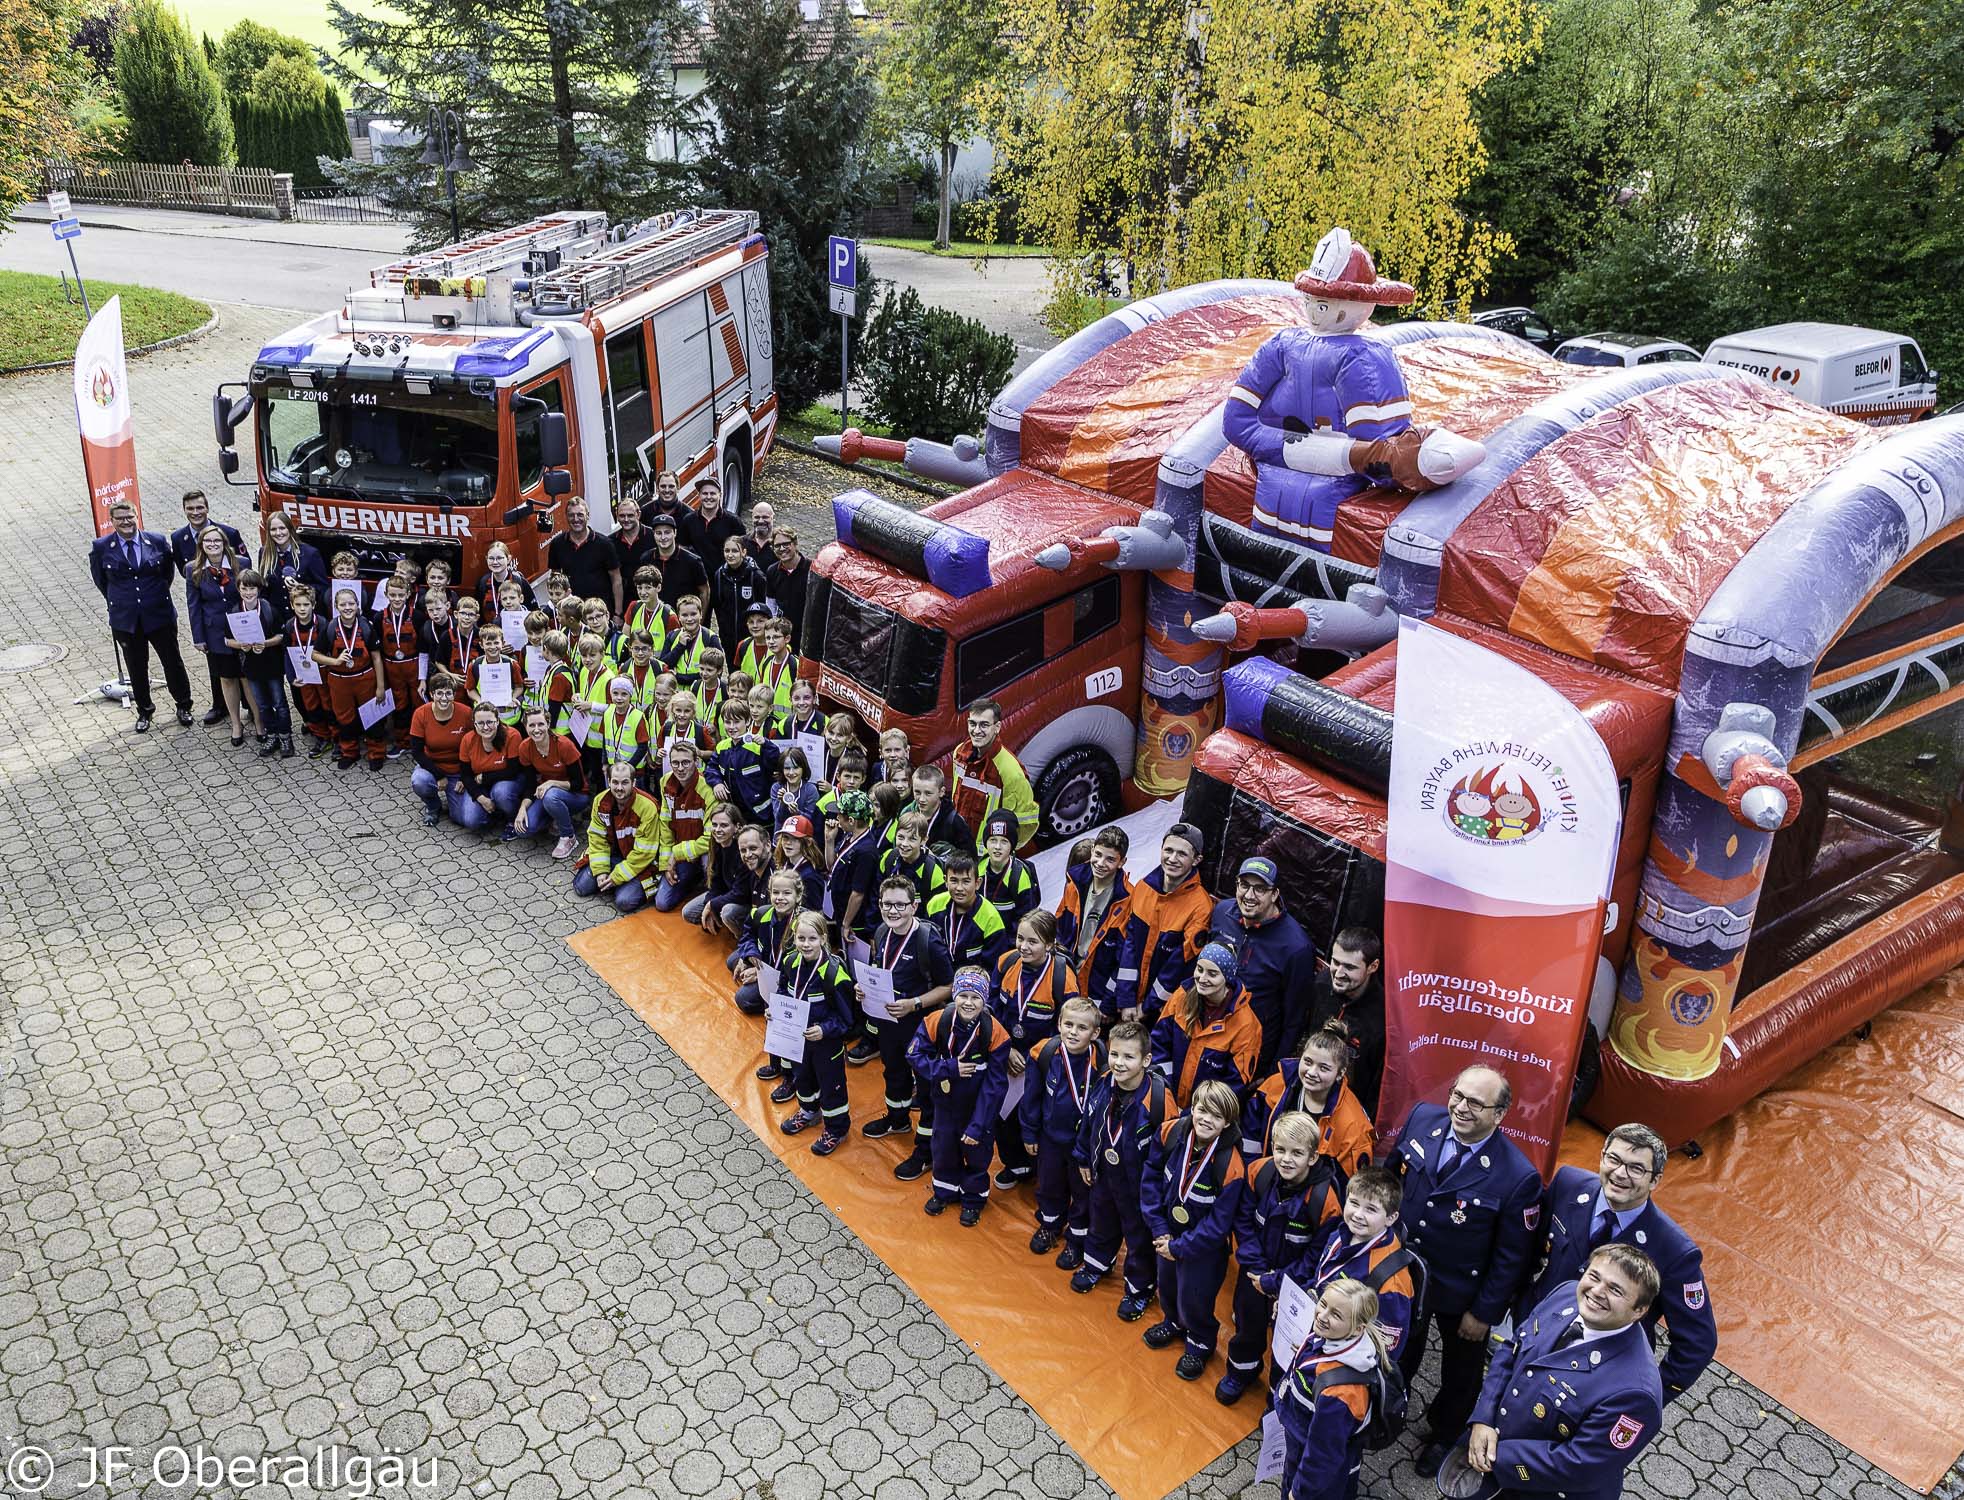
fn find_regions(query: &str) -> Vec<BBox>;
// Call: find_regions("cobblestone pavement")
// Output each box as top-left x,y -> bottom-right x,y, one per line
0,310 -> 1942,1499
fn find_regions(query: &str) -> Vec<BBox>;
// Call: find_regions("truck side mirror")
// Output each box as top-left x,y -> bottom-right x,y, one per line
542,468 -> 572,497
218,449 -> 239,477
539,412 -> 569,469
212,390 -> 252,445
502,501 -> 537,527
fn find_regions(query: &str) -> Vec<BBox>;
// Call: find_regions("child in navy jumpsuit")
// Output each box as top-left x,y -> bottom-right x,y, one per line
776,911 -> 857,1156
1140,1079 -> 1248,1381
1070,1020 -> 1167,1320
907,968 -> 1009,1225
862,877 -> 954,1181
1020,996 -> 1105,1267
1276,1277 -> 1392,1500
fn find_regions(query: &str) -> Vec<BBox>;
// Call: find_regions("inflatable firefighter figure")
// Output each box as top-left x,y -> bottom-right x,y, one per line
1223,227 -> 1486,552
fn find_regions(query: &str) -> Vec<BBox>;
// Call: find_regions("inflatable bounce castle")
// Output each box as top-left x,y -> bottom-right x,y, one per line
809,241 -> 1964,1151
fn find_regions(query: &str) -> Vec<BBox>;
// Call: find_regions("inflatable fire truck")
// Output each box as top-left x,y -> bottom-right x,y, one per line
211,208 -> 778,581
811,278 -> 1964,1145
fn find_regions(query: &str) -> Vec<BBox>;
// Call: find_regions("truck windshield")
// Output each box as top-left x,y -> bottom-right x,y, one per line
821,588 -> 946,718
259,383 -> 500,504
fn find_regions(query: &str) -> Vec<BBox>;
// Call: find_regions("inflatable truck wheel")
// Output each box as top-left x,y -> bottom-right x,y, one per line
722,433 -> 752,516
1036,746 -> 1120,843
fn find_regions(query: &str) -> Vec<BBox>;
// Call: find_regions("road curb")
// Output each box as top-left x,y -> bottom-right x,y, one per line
9,210 -> 407,256
1,306 -> 220,377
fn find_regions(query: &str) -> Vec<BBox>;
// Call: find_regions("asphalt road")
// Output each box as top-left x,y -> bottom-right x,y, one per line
1,207 -> 1058,361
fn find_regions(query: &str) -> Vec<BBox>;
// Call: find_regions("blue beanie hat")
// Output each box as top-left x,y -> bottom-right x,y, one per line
952,968 -> 992,1001
1197,940 -> 1240,991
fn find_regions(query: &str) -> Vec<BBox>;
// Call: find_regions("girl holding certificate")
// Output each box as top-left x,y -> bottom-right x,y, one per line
776,911 -> 857,1156
225,570 -> 292,758
187,525 -> 258,747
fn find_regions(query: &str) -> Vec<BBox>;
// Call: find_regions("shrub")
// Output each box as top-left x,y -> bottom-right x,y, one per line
860,285 -> 1017,441
232,53 -> 348,187
114,0 -> 232,165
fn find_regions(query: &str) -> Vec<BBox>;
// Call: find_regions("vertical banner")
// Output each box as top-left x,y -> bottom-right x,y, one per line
1380,619 -> 1621,1176
73,295 -> 142,535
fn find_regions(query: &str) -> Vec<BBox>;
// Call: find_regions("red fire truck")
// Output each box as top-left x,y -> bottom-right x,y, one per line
212,207 -> 778,580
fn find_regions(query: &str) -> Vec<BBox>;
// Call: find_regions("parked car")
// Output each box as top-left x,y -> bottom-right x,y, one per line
1471,305 -> 1561,351
1552,331 -> 1702,368
1704,322 -> 1939,427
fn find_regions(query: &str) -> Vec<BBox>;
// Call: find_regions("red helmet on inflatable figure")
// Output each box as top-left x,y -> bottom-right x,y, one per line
1293,227 -> 1416,306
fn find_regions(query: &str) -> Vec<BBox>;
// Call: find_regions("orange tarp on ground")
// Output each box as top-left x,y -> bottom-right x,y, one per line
571,912 -> 1260,1500
1558,966 -> 1964,1493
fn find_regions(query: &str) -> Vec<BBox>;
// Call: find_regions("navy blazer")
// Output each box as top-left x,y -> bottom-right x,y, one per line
1518,1166 -> 1716,1399
170,521 -> 247,583
1385,1101 -> 1541,1323
186,568 -> 243,656
1472,1280 -> 1665,1500
90,530 -> 181,635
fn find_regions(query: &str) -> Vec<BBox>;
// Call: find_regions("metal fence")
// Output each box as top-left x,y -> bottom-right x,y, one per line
44,159 -> 289,218
292,187 -> 409,224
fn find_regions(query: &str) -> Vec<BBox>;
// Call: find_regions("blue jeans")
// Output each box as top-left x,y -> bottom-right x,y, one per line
455,780 -> 522,830
654,856 -> 703,912
520,787 -> 590,840
247,675 -> 291,735
573,866 -> 646,913
411,767 -> 463,816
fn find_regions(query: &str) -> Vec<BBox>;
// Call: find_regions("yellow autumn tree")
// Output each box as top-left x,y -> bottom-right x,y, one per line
982,0 -> 1539,321
0,0 -> 92,229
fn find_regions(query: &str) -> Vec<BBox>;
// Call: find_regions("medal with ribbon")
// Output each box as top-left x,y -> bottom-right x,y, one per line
1171,1127 -> 1218,1226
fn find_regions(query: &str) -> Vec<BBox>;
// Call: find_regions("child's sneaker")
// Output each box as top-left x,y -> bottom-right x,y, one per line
754,1061 -> 783,1081
1142,1319 -> 1183,1350
811,1130 -> 846,1156
1029,1226 -> 1059,1255
845,1038 -> 879,1065
1175,1351 -> 1208,1382
779,1109 -> 820,1135
1214,1371 -> 1251,1406
421,807 -> 441,827
992,1166 -> 1029,1190
922,1196 -> 947,1216
1116,1292 -> 1153,1322
1069,1269 -> 1100,1294
1056,1243 -> 1083,1271
551,836 -> 577,860
308,737 -> 332,759
769,1079 -> 798,1104
861,1113 -> 908,1139
959,1205 -> 983,1228
892,1151 -> 929,1182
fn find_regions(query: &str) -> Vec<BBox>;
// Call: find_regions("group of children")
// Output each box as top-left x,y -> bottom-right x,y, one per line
682,802 -> 1418,1500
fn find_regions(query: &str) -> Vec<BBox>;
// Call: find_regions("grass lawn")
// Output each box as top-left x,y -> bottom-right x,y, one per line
779,400 -> 897,446
0,271 -> 212,369
865,235 -> 1050,260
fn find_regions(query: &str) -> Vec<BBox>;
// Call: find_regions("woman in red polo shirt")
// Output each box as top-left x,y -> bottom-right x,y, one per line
408,672 -> 473,826
513,706 -> 591,860
457,702 -> 526,837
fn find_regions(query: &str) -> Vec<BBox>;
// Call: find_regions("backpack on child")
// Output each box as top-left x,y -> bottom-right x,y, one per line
1312,1354 -> 1410,1451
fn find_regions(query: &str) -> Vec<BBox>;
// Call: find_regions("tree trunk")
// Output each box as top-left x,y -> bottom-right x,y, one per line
549,23 -> 577,189
936,136 -> 955,250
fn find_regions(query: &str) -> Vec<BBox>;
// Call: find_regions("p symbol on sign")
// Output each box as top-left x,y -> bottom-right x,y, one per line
827,235 -> 857,289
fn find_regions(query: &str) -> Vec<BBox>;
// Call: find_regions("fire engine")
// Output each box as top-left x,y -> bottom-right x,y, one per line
211,207 -> 778,580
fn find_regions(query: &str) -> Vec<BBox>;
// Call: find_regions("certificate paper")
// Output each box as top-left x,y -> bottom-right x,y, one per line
478,661 -> 515,707
852,961 -> 898,1021
226,609 -> 265,645
793,731 -> 827,783
763,995 -> 810,1063
357,689 -> 396,730
324,578 -> 363,614
1271,1273 -> 1316,1369
1253,1410 -> 1288,1485
999,1070 -> 1027,1120
501,608 -> 530,644
287,647 -> 321,685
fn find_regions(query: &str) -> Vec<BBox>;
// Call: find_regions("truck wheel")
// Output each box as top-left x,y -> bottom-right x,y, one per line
1035,746 -> 1119,843
722,434 -> 751,515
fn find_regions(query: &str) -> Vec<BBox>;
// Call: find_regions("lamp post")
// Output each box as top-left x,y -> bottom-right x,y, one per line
418,108 -> 476,242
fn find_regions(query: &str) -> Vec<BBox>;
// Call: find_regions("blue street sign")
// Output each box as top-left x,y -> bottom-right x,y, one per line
51,217 -> 82,242
827,235 -> 856,289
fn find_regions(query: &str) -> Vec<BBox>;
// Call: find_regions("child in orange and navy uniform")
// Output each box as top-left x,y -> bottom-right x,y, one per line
1303,1166 -> 1417,1362
1275,1278 -> 1394,1500
1150,941 -> 1265,1108
906,967 -> 1010,1226
990,909 -> 1079,1189
1140,1079 -> 1248,1381
776,911 -> 857,1156
1020,996 -> 1105,1266
1239,1023 -> 1375,1185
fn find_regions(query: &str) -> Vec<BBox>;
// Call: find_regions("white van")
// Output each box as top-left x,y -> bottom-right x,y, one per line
1704,323 -> 1938,426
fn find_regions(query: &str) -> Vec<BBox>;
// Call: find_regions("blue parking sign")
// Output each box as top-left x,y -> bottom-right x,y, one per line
51,217 -> 82,241
828,235 -> 856,289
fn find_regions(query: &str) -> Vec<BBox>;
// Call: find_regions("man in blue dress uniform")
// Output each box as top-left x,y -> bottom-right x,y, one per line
1464,1243 -> 1667,1500
89,499 -> 193,732
1516,1123 -> 1716,1403
1385,1064 -> 1542,1476
1222,227 -> 1484,552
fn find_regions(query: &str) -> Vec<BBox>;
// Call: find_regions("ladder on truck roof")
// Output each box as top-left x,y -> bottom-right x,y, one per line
368,211 -> 611,288
528,208 -> 759,314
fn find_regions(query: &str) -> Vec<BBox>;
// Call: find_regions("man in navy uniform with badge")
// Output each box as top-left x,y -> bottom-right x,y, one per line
1516,1122 -> 1716,1403
1463,1242 -> 1666,1499
1386,1063 -> 1542,1476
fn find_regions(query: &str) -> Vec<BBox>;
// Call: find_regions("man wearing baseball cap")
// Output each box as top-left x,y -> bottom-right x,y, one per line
1208,855 -> 1315,1077
647,511 -> 710,612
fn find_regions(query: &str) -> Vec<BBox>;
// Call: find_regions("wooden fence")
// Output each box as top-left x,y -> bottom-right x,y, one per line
43,160 -> 295,219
